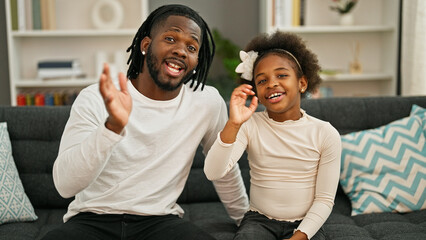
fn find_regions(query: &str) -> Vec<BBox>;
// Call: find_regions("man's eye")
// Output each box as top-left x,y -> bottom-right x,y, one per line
165,37 -> 175,42
188,45 -> 197,52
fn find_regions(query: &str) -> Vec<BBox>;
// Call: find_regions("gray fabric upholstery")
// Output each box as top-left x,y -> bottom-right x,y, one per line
0,96 -> 425,239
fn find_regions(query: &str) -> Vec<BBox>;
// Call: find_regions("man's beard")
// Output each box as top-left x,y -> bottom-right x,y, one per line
146,45 -> 194,91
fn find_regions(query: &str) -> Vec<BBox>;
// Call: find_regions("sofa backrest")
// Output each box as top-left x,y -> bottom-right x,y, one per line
0,106 -> 72,208
1,96 -> 425,208
301,96 -> 426,134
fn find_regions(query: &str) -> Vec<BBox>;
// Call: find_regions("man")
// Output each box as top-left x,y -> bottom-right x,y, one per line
42,4 -> 248,240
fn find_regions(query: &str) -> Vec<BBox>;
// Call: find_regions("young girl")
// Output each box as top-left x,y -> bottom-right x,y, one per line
204,31 -> 341,240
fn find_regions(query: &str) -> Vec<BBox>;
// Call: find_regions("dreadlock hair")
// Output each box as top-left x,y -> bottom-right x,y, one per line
240,31 -> 321,95
126,4 -> 215,91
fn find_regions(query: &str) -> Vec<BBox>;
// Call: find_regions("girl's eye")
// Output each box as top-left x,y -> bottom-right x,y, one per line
277,74 -> 288,78
257,79 -> 266,85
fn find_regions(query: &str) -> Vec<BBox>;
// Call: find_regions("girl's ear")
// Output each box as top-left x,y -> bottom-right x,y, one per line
140,36 -> 151,54
299,76 -> 308,93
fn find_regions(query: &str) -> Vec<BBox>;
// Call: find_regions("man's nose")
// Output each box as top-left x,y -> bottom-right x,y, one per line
172,43 -> 187,59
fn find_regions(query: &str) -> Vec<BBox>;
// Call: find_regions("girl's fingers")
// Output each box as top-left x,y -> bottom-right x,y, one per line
236,84 -> 255,96
233,85 -> 254,96
248,96 -> 258,112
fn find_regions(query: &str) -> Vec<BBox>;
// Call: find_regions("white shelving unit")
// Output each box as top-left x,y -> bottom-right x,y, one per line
259,0 -> 400,97
5,0 -> 149,105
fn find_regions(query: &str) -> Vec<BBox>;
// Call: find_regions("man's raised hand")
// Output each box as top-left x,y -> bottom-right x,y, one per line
99,63 -> 132,134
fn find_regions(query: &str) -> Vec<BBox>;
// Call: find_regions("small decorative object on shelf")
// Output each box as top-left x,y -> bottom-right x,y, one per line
95,51 -> 127,79
349,41 -> 363,74
91,0 -> 124,29
329,0 -> 358,26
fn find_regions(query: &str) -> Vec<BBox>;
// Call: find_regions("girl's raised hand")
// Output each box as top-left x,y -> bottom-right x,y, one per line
219,84 -> 258,144
229,84 -> 258,126
99,63 -> 133,134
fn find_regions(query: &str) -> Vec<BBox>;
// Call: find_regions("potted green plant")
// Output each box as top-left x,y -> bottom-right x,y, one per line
329,0 -> 359,25
207,29 -> 240,101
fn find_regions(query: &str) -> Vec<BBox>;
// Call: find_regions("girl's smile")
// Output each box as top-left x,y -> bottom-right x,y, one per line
254,53 -> 307,122
265,90 -> 286,104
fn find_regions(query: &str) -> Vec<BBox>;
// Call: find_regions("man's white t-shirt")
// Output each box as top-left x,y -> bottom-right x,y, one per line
53,81 -> 248,222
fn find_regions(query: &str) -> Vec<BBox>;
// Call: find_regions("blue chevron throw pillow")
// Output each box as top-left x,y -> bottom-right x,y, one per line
340,104 -> 426,216
0,122 -> 37,224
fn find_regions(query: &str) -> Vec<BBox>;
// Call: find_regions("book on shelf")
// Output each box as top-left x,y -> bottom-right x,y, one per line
273,0 -> 305,28
37,59 -> 85,79
40,0 -> 56,30
292,0 -> 300,27
17,0 -> 26,30
10,0 -> 18,30
32,0 -> 41,30
10,0 -> 30,31
38,59 -> 81,69
24,0 -> 33,30
37,69 -> 85,79
299,0 -> 305,26
16,91 -> 79,106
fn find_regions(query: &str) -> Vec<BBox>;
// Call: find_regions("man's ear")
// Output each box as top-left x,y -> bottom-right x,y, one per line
140,36 -> 151,54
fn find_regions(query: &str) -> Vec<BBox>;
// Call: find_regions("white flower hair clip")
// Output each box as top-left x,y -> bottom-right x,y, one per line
235,50 -> 258,81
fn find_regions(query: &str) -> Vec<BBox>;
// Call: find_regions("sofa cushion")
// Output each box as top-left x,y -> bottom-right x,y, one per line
0,122 -> 37,224
0,208 -> 66,240
340,105 -> 426,216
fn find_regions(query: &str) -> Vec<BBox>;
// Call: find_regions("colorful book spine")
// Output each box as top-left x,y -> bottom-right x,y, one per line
16,93 -> 26,106
25,0 -> 33,30
44,93 -> 54,106
17,0 -> 26,30
16,91 -> 80,106
274,0 -> 304,28
32,0 -> 41,30
25,93 -> 34,106
34,93 -> 45,106
37,59 -> 83,79
292,0 -> 301,27
275,0 -> 293,28
38,60 -> 80,69
40,0 -> 48,29
300,0 -> 305,26
40,0 -> 55,30
46,0 -> 56,29
10,0 -> 18,30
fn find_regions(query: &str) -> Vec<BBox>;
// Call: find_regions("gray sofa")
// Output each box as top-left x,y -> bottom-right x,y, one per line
1,96 -> 425,240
